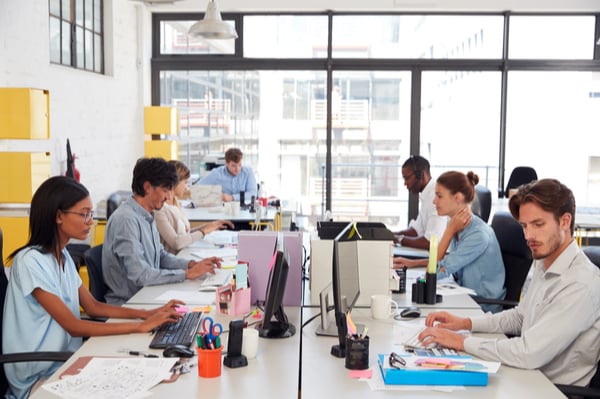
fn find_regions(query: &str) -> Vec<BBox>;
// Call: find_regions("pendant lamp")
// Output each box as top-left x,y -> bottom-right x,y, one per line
188,0 -> 238,39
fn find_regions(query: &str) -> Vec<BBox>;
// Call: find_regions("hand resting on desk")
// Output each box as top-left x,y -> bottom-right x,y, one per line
418,311 -> 473,351
186,256 -> 223,280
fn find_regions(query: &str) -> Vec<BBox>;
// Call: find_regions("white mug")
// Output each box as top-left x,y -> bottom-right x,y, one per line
370,294 -> 398,320
230,202 -> 240,217
241,327 -> 259,359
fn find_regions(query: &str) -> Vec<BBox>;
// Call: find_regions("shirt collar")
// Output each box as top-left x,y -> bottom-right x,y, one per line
127,197 -> 155,222
540,239 -> 579,276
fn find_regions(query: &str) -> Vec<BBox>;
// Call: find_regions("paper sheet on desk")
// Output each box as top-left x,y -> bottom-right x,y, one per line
155,290 -> 215,304
42,357 -> 175,399
366,365 -> 466,392
203,230 -> 238,245
437,283 -> 476,296
192,247 -> 237,259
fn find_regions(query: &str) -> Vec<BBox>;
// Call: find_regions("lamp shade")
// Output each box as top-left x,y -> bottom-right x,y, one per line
188,1 -> 238,40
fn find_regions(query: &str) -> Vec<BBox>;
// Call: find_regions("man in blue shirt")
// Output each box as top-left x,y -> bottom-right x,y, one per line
103,157 -> 222,305
198,148 -> 257,203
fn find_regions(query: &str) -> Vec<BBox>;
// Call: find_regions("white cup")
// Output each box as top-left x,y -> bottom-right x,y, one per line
230,202 -> 240,217
241,327 -> 259,359
223,202 -> 232,215
370,294 -> 398,320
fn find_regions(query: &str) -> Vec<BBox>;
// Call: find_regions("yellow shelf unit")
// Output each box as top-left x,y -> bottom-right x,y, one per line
144,140 -> 178,160
0,152 -> 51,203
0,88 -> 50,139
144,106 -> 178,136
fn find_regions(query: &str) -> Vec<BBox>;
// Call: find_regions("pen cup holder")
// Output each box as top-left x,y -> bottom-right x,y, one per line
197,346 -> 223,378
345,335 -> 369,370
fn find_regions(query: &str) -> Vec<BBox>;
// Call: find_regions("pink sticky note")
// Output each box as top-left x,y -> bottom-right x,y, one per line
175,306 -> 189,314
349,369 -> 373,379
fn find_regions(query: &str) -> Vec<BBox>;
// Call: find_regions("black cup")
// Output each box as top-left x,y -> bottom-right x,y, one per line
345,335 -> 369,370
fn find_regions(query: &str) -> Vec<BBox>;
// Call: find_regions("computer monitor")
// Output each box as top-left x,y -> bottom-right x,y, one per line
257,250 -> 296,338
330,222 -> 362,358
317,221 -> 395,241
315,282 -> 337,336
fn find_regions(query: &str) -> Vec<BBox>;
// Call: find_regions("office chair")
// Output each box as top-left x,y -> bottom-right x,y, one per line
503,166 -> 538,198
83,244 -> 107,302
106,190 -> 131,220
0,226 -> 73,395
583,246 -> 600,268
471,185 -> 492,223
470,211 -> 532,310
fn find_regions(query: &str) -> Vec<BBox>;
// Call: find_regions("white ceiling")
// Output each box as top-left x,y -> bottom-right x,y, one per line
140,0 -> 600,13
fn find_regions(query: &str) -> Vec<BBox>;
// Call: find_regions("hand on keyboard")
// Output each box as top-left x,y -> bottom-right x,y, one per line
404,327 -> 438,351
187,257 -> 223,280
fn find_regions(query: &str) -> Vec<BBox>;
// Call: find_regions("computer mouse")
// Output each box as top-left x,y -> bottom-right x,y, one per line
399,306 -> 421,318
163,344 -> 195,358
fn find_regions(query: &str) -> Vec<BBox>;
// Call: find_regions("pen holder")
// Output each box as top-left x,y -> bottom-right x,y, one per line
197,346 -> 223,378
412,280 -> 426,304
345,335 -> 369,370
425,273 -> 437,304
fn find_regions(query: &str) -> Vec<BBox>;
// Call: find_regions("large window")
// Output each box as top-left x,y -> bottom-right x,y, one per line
49,0 -> 104,73
152,13 -> 600,230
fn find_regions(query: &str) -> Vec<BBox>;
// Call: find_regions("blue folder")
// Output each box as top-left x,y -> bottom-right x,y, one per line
377,354 -> 489,386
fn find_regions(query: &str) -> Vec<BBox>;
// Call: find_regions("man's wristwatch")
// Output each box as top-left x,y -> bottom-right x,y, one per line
396,234 -> 405,245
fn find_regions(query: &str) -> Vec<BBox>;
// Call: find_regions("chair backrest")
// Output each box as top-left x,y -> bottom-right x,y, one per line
583,246 -> 600,269
0,226 -> 8,393
490,211 -> 533,304
505,166 -> 538,198
83,244 -> 107,302
472,185 -> 492,223
106,191 -> 131,220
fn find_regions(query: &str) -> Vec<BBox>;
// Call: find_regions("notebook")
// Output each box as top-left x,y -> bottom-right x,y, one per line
190,184 -> 222,207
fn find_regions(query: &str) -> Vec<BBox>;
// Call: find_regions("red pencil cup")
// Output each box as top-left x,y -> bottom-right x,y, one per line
197,346 -> 223,378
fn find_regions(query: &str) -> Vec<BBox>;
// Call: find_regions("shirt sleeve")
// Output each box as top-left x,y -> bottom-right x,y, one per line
437,229 -> 489,279
464,281 -> 600,369
155,207 -> 202,252
111,216 -> 187,286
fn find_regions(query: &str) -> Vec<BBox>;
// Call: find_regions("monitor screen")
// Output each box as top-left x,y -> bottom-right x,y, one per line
257,250 -> 296,338
317,221 -> 394,241
330,222 -> 362,357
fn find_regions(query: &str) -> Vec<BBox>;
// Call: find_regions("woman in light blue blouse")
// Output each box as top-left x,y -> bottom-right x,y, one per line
395,171 -> 506,312
2,176 -> 184,399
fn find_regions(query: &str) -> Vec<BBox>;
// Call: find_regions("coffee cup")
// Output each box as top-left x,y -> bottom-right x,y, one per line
370,294 -> 398,320
241,327 -> 259,359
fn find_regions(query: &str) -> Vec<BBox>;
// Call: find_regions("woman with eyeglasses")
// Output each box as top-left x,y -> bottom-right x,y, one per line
3,176 -> 184,399
155,160 -> 233,254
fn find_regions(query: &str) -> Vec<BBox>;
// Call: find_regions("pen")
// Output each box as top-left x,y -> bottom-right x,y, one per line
128,350 -> 159,358
360,327 -> 369,339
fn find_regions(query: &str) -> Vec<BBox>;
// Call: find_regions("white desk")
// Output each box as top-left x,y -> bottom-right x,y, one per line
183,206 -> 276,223
301,307 -> 567,399
31,306 -> 301,399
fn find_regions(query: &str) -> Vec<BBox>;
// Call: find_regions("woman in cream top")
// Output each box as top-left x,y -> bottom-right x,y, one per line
156,160 -> 233,254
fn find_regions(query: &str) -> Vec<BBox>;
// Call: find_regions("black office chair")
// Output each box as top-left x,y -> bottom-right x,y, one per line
470,211 -> 533,310
583,246 -> 600,268
83,244 -> 107,302
0,227 -> 72,396
106,190 -> 131,220
503,166 -> 538,198
471,185 -> 492,223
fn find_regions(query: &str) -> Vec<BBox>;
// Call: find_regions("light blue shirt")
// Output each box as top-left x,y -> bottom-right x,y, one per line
3,247 -> 82,399
198,165 -> 257,201
102,197 -> 190,305
438,215 -> 506,312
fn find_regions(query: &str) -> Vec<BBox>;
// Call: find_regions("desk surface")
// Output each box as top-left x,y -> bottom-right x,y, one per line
301,307 -> 566,399
183,206 -> 276,222
31,307 -> 301,399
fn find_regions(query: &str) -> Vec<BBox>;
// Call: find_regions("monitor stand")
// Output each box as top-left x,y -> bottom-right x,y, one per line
315,286 -> 338,337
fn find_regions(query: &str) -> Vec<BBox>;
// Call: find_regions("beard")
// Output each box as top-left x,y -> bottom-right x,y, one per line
530,230 -> 563,260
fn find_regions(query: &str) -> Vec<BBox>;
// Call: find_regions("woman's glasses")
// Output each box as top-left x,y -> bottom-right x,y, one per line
62,210 -> 94,223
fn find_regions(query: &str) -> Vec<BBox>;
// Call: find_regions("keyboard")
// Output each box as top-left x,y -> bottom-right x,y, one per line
200,268 -> 233,287
403,327 -> 460,356
149,312 -> 203,349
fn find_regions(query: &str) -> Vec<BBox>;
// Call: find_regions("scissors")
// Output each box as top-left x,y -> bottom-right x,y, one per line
201,317 -> 223,342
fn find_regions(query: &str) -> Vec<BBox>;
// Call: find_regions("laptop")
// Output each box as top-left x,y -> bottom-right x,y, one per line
190,184 -> 222,207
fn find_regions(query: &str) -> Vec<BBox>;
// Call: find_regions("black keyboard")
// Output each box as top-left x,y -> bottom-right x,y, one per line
149,312 -> 203,349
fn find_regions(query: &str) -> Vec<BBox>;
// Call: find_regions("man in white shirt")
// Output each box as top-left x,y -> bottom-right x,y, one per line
420,179 -> 600,386
395,155 -> 448,249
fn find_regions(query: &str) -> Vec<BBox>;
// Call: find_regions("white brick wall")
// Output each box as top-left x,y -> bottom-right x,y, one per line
0,0 -> 153,207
